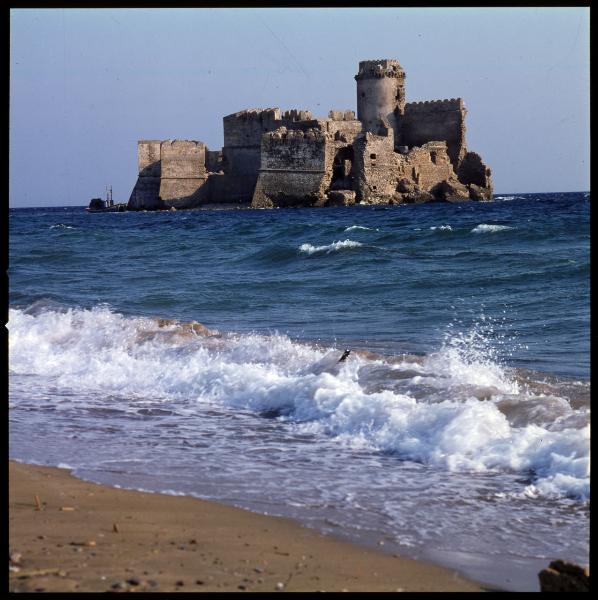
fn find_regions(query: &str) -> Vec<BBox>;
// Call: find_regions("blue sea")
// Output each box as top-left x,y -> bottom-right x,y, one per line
8,192 -> 589,591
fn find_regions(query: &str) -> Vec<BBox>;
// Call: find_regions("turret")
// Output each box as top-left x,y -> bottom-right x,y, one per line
355,59 -> 406,141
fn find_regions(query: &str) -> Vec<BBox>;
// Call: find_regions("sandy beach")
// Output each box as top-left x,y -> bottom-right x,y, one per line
9,460 -> 488,593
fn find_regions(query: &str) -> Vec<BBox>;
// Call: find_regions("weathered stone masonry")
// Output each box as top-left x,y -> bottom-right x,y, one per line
126,59 -> 493,210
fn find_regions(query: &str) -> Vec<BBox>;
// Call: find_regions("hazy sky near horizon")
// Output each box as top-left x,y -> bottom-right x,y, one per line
10,7 -> 589,207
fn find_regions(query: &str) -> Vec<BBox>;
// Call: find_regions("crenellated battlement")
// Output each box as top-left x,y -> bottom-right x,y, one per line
404,98 -> 465,113
265,127 -> 327,143
328,110 -> 357,121
224,108 -> 282,122
283,109 -> 313,122
160,139 -> 205,149
355,59 -> 405,81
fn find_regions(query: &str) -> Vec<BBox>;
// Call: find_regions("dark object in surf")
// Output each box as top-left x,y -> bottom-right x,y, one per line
338,349 -> 351,363
538,560 -> 589,592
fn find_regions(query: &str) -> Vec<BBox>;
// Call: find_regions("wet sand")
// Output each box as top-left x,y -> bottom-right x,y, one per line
9,460 -> 488,592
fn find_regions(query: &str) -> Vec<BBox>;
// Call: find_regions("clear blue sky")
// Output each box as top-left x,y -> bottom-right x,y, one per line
9,7 -> 590,207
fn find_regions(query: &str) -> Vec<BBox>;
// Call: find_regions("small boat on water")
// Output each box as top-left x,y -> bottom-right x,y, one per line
86,186 -> 127,213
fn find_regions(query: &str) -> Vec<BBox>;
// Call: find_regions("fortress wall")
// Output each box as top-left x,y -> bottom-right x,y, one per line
251,172 -> 330,208
155,140 -> 209,208
221,109 -> 283,201
223,108 -> 282,148
402,99 -> 466,167
128,176 -> 163,210
251,128 -> 331,208
158,177 -> 210,208
160,140 -> 206,179
328,121 -> 363,143
222,146 -> 261,176
354,135 -> 459,204
138,140 -> 162,177
353,132 -> 401,202
220,146 -> 261,202
221,109 -> 325,202
208,173 -> 256,204
325,113 -> 363,144
205,150 -> 223,173
128,140 -> 163,209
259,129 -> 328,172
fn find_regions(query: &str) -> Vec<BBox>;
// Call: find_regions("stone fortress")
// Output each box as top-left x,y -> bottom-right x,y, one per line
127,59 -> 493,210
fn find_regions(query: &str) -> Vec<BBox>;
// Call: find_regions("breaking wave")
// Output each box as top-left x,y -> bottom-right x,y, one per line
471,224 -> 514,234
430,225 -> 453,231
344,225 -> 378,232
8,304 -> 589,501
50,224 -> 76,229
299,239 -> 363,255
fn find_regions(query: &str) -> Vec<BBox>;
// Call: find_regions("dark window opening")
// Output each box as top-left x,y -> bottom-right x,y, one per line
370,153 -> 377,159
361,92 -> 366,98
430,151 -> 437,164
331,146 -> 354,190
372,185 -> 377,190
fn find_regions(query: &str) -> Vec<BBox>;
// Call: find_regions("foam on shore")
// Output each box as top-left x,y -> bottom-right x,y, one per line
8,304 -> 590,501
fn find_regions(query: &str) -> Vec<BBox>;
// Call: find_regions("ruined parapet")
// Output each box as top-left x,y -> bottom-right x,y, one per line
352,130 -> 401,203
402,142 -> 454,190
353,134 -> 469,204
355,59 -> 406,137
325,110 -> 363,145
457,151 -> 493,199
251,127 -> 333,208
283,109 -> 313,122
328,110 -> 356,121
402,98 -> 467,167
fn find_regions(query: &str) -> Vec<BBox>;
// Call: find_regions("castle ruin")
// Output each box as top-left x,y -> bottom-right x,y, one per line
127,59 -> 493,210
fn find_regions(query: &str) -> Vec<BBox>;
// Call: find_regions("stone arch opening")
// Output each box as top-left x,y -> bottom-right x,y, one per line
331,146 -> 355,190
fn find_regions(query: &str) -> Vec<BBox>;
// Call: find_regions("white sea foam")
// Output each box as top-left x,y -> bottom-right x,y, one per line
344,225 -> 378,232
471,224 -> 514,234
430,225 -> 452,231
57,462 -> 75,470
8,305 -> 589,501
50,224 -> 75,229
299,239 -> 363,255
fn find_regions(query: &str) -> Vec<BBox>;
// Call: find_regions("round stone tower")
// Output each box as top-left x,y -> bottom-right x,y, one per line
355,59 -> 406,137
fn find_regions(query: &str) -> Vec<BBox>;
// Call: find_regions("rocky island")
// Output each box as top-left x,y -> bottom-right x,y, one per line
121,59 -> 493,211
